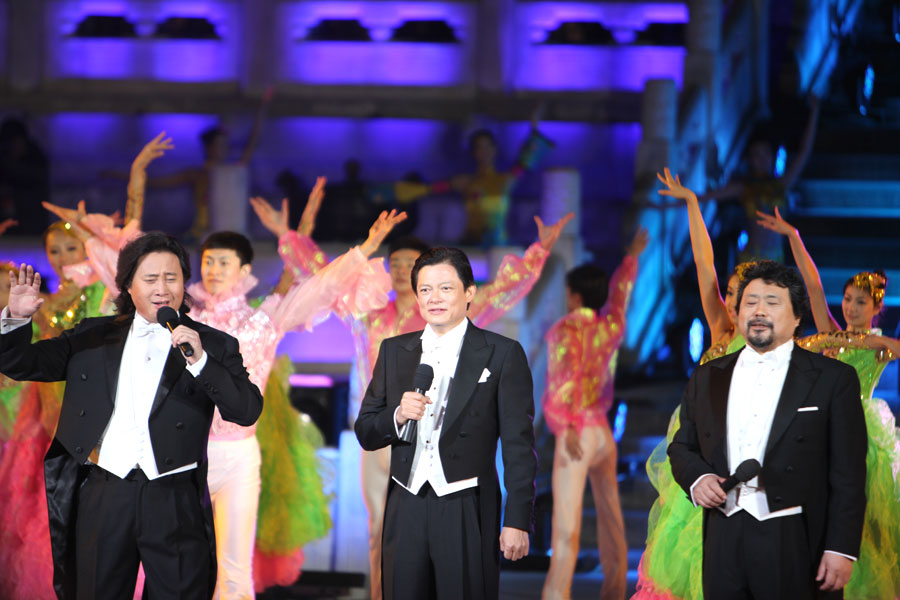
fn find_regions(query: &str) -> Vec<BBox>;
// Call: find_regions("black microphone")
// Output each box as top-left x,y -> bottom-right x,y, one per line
400,363 -> 434,443
156,306 -> 194,358
720,458 -> 762,493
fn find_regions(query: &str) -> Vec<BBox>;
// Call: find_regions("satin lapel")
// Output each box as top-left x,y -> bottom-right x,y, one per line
709,353 -> 739,443
398,335 -> 424,401
102,317 -> 131,407
149,346 -> 187,418
765,348 -> 818,458
441,326 -> 493,438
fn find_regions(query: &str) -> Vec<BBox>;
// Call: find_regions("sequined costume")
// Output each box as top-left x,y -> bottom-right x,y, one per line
633,334 -> 746,600
542,256 -> 637,600
393,129 -> 553,245
0,280 -> 108,600
797,330 -> 900,600
72,220 -> 390,596
279,230 -> 550,599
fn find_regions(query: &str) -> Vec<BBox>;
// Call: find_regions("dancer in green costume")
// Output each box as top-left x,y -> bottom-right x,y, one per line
759,207 -> 900,600
634,169 -> 755,600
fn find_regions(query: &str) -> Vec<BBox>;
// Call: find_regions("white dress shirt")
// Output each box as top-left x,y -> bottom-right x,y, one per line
1,308 -> 206,480
393,318 -> 478,496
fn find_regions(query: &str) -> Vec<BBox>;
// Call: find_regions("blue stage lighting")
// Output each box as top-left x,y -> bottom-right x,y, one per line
689,317 -> 704,364
737,230 -> 749,252
613,402 -> 627,443
774,145 -> 786,177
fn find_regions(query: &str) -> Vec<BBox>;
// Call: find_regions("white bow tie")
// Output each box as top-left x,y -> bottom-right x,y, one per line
134,322 -> 166,338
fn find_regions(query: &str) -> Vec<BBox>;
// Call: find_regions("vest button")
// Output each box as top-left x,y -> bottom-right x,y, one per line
75,446 -> 83,454
78,409 -> 85,417
774,496 -> 783,503
785,465 -> 794,473
175,422 -> 184,430
796,435 -> 804,442
165,458 -> 174,466
80,373 -> 87,381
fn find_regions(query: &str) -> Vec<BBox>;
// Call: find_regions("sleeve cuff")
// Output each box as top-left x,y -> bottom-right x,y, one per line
186,352 -> 208,377
689,473 -> 716,507
393,406 -> 407,438
1,306 -> 32,334
824,550 -> 857,562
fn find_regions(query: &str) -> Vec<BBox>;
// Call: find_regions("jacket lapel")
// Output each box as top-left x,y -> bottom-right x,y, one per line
441,324 -> 493,437
102,317 -> 132,407
765,346 -> 818,457
149,314 -> 189,417
709,353 -> 739,439
708,352 -> 738,467
398,334 -> 424,403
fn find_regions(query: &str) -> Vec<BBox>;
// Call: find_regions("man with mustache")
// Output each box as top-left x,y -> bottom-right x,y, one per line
668,260 -> 867,599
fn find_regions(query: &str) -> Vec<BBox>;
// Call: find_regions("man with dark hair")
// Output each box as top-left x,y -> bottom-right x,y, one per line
356,246 -> 538,600
668,261 -> 867,599
257,189 -> 572,600
0,232 -> 263,599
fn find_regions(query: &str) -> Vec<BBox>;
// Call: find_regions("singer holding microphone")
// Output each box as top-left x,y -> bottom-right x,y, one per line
668,261 -> 867,600
355,247 -> 537,600
0,232 -> 262,599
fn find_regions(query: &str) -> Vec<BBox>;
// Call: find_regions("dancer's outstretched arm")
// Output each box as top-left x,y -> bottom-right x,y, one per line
126,131 -> 174,226
251,176 -> 328,278
757,207 -> 839,332
239,86 -> 273,166
467,212 -> 574,327
265,210 -> 405,333
658,168 -> 732,342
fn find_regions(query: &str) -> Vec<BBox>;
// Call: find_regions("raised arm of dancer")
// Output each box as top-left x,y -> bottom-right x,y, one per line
757,207 -> 839,332
252,176 -> 329,278
543,228 -> 645,437
125,131 -> 174,226
781,95 -> 821,190
658,168 -> 732,342
0,219 -> 17,236
509,109 -> 554,179
467,212 -> 574,327
264,210 -> 405,332
239,86 -> 273,166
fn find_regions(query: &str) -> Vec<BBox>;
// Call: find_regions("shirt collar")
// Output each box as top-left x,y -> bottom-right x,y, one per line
421,318 -> 468,354
739,338 -> 794,367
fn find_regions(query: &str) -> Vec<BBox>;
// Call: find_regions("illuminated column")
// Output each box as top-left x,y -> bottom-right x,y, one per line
635,78 -> 677,178
684,0 -> 721,131
476,0 -> 514,92
208,164 -> 249,234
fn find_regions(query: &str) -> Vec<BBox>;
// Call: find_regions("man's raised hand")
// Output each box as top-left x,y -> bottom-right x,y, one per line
7,264 -> 44,318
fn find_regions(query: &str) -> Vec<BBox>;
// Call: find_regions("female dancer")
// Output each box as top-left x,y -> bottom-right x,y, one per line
758,207 -> 900,600
541,228 -> 648,600
633,169 -> 753,600
252,191 -> 572,600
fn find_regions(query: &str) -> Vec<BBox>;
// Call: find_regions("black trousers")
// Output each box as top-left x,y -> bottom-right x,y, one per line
75,466 -> 211,600
382,482 -> 495,600
703,509 -> 843,600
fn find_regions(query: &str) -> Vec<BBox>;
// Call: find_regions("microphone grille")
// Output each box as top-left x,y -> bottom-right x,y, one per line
156,306 -> 179,328
735,458 -> 762,482
413,363 -> 434,390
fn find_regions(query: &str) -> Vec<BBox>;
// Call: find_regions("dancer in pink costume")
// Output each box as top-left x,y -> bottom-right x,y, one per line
252,191 -> 573,599
541,228 -> 647,600
54,191 -> 405,598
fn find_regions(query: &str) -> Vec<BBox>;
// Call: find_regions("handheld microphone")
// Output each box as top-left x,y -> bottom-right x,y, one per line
720,458 -> 762,493
400,363 -> 434,443
156,306 -> 194,358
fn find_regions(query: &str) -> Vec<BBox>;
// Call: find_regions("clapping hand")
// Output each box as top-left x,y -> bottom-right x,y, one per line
297,176 -> 327,237
756,207 -> 795,236
535,212 -> 575,252
360,210 -> 408,257
7,264 -> 44,318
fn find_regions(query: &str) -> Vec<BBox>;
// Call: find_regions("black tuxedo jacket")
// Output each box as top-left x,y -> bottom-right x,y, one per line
668,345 -> 867,559
0,312 -> 263,599
354,321 -> 537,534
